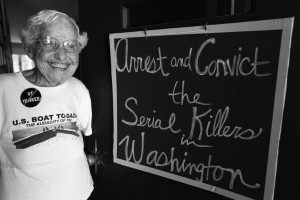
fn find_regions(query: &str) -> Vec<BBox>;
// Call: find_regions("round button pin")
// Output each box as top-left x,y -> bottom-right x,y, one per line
20,88 -> 42,107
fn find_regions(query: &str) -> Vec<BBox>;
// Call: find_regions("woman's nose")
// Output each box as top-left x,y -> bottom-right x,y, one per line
54,47 -> 67,60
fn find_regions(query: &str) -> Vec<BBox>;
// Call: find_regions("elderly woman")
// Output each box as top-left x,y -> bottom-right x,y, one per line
0,10 -> 93,200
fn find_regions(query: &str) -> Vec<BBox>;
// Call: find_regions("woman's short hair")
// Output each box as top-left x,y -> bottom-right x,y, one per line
20,10 -> 88,51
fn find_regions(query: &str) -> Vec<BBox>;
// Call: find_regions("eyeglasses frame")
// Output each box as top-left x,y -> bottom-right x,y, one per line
37,36 -> 82,53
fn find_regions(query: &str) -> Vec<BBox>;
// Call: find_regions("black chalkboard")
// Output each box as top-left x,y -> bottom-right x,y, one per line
109,18 -> 293,200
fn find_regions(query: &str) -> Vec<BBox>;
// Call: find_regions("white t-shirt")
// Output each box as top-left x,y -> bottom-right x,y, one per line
0,72 -> 94,200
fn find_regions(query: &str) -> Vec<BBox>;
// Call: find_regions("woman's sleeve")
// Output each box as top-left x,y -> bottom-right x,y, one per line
78,86 -> 93,136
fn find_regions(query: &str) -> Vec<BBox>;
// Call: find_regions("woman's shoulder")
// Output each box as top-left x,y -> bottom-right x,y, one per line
0,72 -> 19,84
68,77 -> 89,92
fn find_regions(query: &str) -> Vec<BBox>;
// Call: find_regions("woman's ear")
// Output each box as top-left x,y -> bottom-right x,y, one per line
24,45 -> 34,60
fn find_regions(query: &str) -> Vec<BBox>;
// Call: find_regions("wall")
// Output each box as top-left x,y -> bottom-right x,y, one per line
78,0 -> 299,199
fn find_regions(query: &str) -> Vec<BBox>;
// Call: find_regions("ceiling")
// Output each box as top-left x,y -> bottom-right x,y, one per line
6,0 -> 78,43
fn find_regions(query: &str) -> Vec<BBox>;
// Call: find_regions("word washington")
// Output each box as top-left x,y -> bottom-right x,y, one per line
119,132 -> 260,190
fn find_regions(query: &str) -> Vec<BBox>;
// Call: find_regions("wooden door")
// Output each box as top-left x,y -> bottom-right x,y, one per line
78,0 -> 299,199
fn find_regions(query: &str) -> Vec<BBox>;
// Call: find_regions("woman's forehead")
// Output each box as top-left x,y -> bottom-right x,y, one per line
43,17 -> 77,40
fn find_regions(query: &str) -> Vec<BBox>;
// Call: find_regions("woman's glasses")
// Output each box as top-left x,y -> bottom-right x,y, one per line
38,36 -> 82,53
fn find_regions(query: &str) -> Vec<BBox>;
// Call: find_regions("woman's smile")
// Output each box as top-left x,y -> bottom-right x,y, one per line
48,62 -> 70,70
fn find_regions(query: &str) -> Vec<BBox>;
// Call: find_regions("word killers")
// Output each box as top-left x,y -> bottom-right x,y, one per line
122,97 -> 262,143
119,132 -> 260,190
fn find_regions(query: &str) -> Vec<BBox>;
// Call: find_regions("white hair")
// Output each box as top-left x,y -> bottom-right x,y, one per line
20,10 -> 88,51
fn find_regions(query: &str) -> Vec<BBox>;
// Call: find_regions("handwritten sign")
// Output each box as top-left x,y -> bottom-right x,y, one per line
109,18 -> 293,200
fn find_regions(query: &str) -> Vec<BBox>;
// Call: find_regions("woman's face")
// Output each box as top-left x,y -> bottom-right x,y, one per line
33,17 -> 80,86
